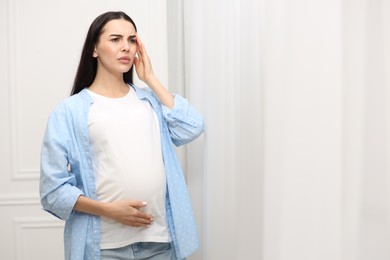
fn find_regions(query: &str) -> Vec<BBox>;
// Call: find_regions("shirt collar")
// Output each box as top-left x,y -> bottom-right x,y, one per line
131,84 -> 151,101
79,88 -> 94,104
78,84 -> 151,102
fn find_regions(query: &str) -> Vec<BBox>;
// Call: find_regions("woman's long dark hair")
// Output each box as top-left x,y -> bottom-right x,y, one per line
71,11 -> 137,95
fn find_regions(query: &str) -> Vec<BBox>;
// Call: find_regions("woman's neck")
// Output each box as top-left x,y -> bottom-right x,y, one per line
89,70 -> 129,98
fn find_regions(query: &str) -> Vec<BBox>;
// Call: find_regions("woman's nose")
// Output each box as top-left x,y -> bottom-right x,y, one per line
122,41 -> 130,52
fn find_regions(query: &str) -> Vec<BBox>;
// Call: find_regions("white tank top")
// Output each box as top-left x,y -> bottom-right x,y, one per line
87,87 -> 170,249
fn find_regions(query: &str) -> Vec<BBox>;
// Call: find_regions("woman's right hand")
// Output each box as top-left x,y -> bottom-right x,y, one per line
104,200 -> 153,227
74,196 -> 153,227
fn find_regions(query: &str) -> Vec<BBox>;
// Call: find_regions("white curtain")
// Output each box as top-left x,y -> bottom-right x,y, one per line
167,0 -> 390,259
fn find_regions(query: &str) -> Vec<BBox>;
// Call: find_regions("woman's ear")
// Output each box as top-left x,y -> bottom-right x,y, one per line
93,48 -> 98,58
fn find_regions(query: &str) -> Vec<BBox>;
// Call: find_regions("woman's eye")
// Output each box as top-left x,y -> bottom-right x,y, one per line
111,38 -> 119,42
129,38 -> 136,43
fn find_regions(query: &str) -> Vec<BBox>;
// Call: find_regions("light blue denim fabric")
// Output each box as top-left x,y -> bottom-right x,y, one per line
100,242 -> 176,260
40,85 -> 204,260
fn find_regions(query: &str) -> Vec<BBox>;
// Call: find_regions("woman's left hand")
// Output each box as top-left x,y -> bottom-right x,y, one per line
134,35 -> 155,84
133,34 -> 174,108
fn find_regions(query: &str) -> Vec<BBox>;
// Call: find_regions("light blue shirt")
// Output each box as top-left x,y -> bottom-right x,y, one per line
40,86 -> 204,260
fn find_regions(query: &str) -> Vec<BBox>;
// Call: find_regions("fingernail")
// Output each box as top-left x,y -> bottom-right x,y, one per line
142,201 -> 147,205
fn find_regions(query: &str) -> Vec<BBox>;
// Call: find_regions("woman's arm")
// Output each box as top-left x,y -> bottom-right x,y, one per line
40,107 -> 84,220
133,35 -> 204,146
74,196 -> 153,227
134,35 -> 174,109
162,95 -> 205,146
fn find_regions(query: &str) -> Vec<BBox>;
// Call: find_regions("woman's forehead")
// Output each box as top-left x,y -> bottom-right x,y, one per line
101,19 -> 136,35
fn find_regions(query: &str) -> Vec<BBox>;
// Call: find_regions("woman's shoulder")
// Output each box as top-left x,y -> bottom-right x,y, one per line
50,89 -> 92,117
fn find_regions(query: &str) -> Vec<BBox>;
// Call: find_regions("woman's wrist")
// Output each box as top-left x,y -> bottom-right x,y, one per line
143,74 -> 159,88
74,195 -> 110,218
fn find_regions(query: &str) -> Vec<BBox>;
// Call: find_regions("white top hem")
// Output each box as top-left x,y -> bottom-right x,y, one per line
100,236 -> 172,250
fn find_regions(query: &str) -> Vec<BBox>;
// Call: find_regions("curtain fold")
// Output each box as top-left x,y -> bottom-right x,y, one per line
181,1 -> 263,259
170,0 -> 390,259
343,1 -> 390,260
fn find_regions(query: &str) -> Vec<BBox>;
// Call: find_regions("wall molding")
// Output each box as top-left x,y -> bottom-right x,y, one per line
7,0 -> 40,182
13,217 -> 64,260
0,193 -> 40,206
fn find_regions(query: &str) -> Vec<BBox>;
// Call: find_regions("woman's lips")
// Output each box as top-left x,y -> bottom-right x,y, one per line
119,56 -> 131,64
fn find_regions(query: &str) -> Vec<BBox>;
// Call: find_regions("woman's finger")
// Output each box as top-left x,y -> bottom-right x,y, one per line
136,35 -> 143,54
136,35 -> 148,58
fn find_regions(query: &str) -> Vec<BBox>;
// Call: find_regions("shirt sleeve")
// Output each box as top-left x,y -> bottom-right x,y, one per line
161,94 -> 204,146
39,105 -> 84,220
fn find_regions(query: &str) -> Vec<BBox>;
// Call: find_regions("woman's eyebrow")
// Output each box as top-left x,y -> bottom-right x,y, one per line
109,34 -> 136,38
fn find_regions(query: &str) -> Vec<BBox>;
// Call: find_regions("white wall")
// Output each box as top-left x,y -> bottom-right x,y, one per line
0,0 -> 168,258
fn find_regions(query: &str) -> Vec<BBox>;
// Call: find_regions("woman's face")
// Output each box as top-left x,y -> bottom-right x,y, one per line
93,19 -> 137,76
